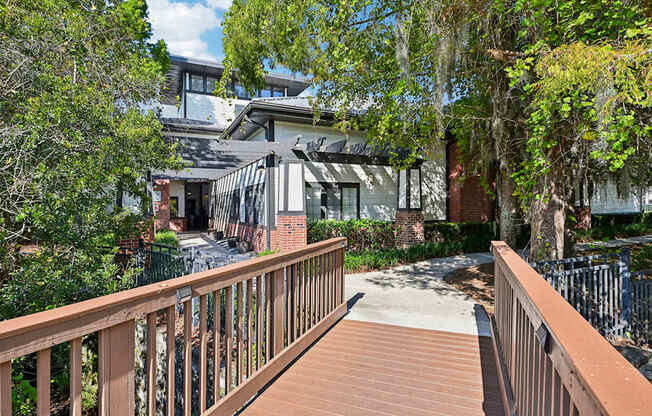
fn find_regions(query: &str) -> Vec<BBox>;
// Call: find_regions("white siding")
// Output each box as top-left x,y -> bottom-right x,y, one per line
591,181 -> 645,214
273,121 -> 367,145
421,141 -> 447,221
304,162 -> 397,221
170,180 -> 185,217
184,93 -> 249,125
272,121 -> 446,221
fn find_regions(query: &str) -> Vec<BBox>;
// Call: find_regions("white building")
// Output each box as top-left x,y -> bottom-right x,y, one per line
144,55 -> 648,252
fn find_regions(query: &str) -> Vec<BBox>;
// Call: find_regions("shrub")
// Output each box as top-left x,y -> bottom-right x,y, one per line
344,240 -> 467,273
154,229 -> 179,247
424,221 -> 497,253
308,219 -> 396,252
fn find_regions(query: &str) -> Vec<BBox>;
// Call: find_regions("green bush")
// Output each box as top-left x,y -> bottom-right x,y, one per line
154,229 -> 179,247
344,241 -> 466,273
424,221 -> 497,253
574,215 -> 652,242
308,219 -> 396,252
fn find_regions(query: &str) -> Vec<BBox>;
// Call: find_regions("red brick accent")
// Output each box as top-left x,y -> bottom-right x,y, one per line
154,179 -> 171,230
575,207 -> 591,230
117,221 -> 154,249
277,215 -> 307,252
169,218 -> 188,232
222,215 -> 307,253
447,142 -> 495,222
395,210 -> 425,248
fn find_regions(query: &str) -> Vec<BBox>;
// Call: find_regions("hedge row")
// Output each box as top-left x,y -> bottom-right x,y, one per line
308,219 -> 497,254
308,219 -> 396,252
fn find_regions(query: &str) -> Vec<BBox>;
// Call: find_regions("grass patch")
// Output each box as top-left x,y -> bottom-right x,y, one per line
344,241 -> 464,273
154,229 -> 179,247
257,249 -> 279,257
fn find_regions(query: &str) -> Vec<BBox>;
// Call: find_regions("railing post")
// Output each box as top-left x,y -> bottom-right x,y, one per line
271,268 -> 285,356
98,320 -> 135,415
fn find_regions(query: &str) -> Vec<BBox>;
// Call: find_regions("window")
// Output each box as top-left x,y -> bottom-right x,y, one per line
189,74 -> 204,92
170,197 -> 179,217
259,87 -> 272,98
234,83 -> 250,99
206,77 -> 218,94
305,183 -> 359,221
272,87 -> 285,97
342,186 -> 358,220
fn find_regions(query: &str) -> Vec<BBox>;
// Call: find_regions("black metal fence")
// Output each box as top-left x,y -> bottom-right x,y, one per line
531,250 -> 652,344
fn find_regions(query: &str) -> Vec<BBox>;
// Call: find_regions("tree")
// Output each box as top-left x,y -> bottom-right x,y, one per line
220,0 -> 651,259
0,0 -> 181,313
219,0 -> 530,247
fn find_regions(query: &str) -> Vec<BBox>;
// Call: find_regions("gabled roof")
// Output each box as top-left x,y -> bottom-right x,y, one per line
221,96 -> 367,140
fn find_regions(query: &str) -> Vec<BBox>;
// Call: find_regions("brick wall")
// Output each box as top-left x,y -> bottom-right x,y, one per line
224,221 -> 278,252
395,210 -> 425,248
277,215 -> 307,252
154,179 -> 171,230
223,215 -> 307,253
447,142 -> 495,222
169,218 -> 188,232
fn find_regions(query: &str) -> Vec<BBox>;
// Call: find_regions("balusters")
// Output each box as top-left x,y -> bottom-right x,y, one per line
272,268 -> 285,356
199,295 -> 208,411
236,281 -> 244,384
256,275 -> 263,370
37,349 -> 50,416
0,361 -> 10,415
247,278 -> 253,378
225,285 -> 233,394
166,305 -> 176,416
147,312 -> 157,416
70,337 -> 83,416
183,300 -> 192,416
213,289 -> 222,403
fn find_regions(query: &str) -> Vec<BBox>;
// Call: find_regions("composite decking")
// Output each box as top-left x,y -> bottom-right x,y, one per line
241,319 -> 505,416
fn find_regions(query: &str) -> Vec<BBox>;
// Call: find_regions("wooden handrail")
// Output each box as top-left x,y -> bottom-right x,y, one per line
491,241 -> 652,416
0,237 -> 348,415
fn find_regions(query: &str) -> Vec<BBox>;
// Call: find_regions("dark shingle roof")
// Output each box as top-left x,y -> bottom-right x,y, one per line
152,137 -> 301,181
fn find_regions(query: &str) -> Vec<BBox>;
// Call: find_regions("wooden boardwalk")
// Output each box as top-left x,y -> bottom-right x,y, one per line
241,319 -> 505,416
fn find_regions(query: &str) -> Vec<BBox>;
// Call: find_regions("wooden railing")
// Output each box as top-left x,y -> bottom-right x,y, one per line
491,242 -> 652,416
0,237 -> 347,415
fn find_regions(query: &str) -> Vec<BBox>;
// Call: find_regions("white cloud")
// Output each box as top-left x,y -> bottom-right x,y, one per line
206,0 -> 232,9
147,0 -> 222,60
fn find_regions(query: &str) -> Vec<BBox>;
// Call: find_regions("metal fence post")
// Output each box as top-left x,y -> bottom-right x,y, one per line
620,248 -> 632,332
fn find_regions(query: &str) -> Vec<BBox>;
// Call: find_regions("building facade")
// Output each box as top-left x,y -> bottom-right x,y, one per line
147,55 -> 648,252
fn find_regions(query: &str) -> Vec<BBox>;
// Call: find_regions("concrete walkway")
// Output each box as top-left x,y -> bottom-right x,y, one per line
575,234 -> 652,252
345,252 -> 494,337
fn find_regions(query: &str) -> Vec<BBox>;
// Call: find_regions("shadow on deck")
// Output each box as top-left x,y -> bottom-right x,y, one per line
241,319 -> 504,416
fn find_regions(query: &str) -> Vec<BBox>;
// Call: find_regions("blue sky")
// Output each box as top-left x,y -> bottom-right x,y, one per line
147,0 -> 231,62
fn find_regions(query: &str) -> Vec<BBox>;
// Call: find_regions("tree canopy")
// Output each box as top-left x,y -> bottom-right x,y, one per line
0,0 -> 180,316
221,0 -> 651,259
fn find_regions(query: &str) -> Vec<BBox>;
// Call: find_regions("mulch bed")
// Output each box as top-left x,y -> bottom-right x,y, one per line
443,262 -> 496,314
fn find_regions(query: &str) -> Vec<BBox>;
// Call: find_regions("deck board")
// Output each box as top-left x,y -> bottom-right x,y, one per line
241,320 -> 505,416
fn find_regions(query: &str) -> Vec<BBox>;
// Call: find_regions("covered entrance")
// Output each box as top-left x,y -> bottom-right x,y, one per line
184,181 -> 210,230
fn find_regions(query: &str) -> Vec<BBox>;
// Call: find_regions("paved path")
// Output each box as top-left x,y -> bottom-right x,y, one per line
575,234 -> 652,252
345,252 -> 494,337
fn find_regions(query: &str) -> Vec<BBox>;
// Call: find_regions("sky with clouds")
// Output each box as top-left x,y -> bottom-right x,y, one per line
147,0 -> 231,62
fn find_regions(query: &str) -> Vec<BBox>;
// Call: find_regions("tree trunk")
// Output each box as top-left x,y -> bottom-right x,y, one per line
498,169 -> 520,248
529,161 -> 566,261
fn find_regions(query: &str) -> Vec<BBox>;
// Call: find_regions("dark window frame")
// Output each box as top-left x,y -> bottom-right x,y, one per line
306,182 -> 360,221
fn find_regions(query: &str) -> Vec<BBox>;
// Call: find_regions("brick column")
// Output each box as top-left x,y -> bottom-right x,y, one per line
395,210 -> 425,248
277,215 -> 307,251
153,179 -> 170,231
